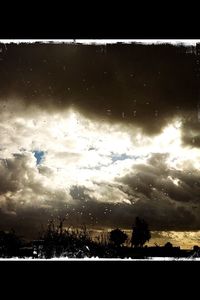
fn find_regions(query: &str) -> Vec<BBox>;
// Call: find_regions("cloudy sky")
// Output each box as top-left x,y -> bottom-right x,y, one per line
0,41 -> 200,245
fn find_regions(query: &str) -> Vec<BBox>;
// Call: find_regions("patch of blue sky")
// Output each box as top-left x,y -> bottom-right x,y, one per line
111,153 -> 139,163
33,150 -> 45,165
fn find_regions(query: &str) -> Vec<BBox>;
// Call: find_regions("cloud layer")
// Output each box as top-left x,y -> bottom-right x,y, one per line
0,42 -> 200,238
0,42 -> 199,137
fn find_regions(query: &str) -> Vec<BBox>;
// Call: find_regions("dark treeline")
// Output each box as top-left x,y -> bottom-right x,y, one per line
0,217 -> 199,259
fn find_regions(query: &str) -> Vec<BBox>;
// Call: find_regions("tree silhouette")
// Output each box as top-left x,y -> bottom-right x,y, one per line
131,217 -> 151,248
109,228 -> 128,247
164,242 -> 173,248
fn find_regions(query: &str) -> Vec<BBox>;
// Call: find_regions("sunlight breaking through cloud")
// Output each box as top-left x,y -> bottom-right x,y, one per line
0,99 -> 200,234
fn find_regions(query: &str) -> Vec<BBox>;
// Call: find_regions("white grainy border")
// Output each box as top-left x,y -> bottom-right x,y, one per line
0,39 -> 199,45
0,257 -> 199,261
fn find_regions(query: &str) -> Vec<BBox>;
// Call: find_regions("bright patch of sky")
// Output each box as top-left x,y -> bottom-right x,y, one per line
1,101 -> 200,206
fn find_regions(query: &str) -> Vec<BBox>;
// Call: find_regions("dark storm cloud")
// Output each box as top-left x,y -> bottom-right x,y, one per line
55,174 -> 199,231
0,171 -> 199,237
114,153 -> 200,230
0,42 -> 199,137
119,154 -> 188,204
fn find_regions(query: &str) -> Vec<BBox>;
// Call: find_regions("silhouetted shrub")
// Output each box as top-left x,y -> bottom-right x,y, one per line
109,228 -> 128,247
